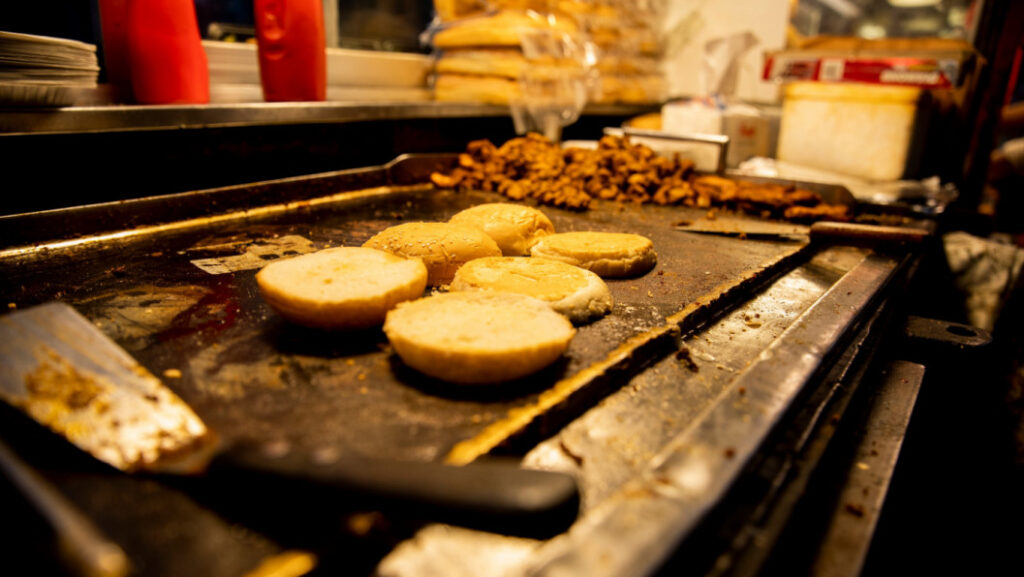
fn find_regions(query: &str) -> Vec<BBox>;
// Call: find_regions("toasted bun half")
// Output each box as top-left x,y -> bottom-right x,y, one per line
363,222 -> 501,286
383,292 -> 575,384
256,247 -> 428,330
448,203 -> 555,256
529,231 -> 657,278
451,256 -> 612,323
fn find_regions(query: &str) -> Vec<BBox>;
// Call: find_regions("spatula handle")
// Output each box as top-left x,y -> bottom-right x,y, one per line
809,221 -> 930,244
214,451 -> 579,537
0,439 -> 130,577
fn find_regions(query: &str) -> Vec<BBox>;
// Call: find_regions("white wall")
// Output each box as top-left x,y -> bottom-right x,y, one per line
661,0 -> 790,103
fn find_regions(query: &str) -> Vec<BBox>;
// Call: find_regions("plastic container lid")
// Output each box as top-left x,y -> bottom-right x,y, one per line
783,81 -> 922,104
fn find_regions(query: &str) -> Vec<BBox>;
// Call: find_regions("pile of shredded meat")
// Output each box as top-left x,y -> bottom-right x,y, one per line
430,133 -> 851,221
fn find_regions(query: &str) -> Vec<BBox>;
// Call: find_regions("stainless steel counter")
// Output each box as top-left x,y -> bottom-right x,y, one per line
0,101 -> 653,135
0,101 -> 654,215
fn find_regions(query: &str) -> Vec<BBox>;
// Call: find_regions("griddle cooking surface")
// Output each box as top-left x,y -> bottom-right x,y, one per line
0,185 -> 803,465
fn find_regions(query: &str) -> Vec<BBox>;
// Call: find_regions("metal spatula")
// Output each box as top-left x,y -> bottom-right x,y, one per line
675,219 -> 930,245
0,302 -> 579,536
0,437 -> 130,577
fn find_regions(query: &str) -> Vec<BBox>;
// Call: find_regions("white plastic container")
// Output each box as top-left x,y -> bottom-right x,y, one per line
662,100 -> 770,168
777,82 -> 924,182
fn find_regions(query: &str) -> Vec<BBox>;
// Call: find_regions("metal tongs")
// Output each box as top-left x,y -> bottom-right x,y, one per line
615,126 -> 731,174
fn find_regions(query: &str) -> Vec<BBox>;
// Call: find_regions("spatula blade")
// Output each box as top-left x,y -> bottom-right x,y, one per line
674,216 -> 810,240
0,303 -> 582,534
0,303 -> 216,474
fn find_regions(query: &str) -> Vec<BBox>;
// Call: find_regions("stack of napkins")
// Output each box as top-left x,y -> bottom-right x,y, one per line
0,30 -> 99,106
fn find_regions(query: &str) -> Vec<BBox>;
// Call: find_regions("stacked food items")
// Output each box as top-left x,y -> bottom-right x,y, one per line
432,7 -> 580,105
0,31 -> 100,106
257,202 -> 657,384
427,0 -> 664,106
557,0 -> 665,104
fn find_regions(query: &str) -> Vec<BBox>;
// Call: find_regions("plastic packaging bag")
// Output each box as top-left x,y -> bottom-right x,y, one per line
511,23 -> 593,142
662,30 -> 768,167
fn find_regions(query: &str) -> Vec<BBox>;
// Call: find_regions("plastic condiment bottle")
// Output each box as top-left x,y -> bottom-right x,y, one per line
97,0 -> 133,103
127,0 -> 209,104
254,0 -> 327,102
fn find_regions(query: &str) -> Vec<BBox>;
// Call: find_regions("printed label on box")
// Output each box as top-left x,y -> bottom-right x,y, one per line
764,55 -> 961,88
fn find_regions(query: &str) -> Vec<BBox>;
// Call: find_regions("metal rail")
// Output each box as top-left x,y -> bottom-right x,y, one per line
0,102 -> 653,136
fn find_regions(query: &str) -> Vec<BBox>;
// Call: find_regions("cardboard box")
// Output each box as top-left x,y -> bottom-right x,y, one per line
763,37 -> 978,89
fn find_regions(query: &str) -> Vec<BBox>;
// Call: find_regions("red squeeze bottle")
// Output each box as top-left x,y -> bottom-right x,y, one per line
97,0 -> 133,103
254,0 -> 327,101
127,0 -> 209,104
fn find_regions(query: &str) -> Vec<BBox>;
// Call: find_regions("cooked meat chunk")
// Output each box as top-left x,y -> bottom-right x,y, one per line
431,134 -> 848,221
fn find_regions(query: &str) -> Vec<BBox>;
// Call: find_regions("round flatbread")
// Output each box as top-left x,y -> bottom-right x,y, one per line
529,231 -> 657,278
383,292 -> 575,384
450,256 -> 612,323
448,203 -> 555,256
256,247 -> 428,330
363,222 -> 502,286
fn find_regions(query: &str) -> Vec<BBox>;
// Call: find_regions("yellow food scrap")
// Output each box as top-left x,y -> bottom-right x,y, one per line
242,550 -> 317,577
25,352 -> 105,409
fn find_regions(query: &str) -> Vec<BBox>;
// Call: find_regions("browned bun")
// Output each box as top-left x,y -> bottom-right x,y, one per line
433,73 -> 520,105
256,247 -> 428,329
529,231 -> 657,277
383,291 -> 575,384
435,48 -> 527,79
450,256 -> 612,323
432,10 -> 579,48
363,222 -> 501,286
448,203 -> 555,256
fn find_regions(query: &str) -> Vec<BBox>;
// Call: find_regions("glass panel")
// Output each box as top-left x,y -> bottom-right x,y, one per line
791,0 -> 980,40
336,0 -> 433,53
194,0 -> 433,53
195,0 -> 257,41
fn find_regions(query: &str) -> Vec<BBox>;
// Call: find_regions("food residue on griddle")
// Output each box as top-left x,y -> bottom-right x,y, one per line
675,346 -> 699,372
24,349 -> 107,411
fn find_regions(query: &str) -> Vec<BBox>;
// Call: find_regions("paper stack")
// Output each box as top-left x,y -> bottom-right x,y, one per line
0,30 -> 99,106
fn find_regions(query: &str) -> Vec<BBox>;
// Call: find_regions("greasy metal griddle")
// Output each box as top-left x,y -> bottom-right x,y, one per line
0,154 -> 920,576
0,155 -> 813,465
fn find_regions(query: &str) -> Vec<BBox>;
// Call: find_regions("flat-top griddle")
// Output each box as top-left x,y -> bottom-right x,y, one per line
0,154 -> 925,577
